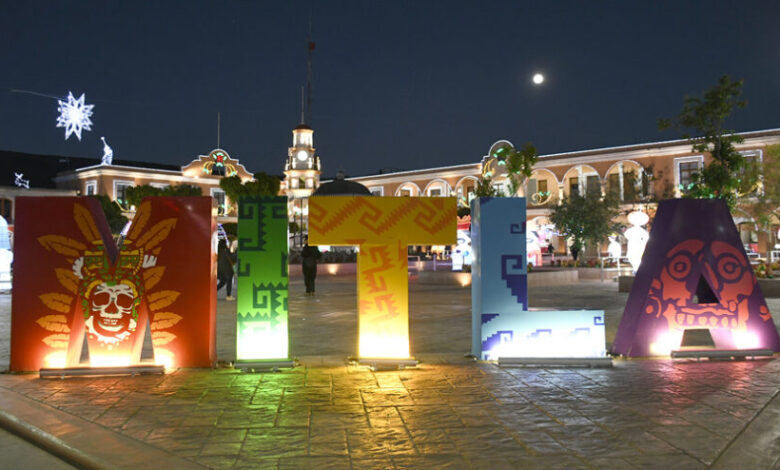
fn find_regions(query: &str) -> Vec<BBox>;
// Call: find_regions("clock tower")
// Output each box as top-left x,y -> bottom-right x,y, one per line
284,124 -> 321,197
284,124 -> 321,247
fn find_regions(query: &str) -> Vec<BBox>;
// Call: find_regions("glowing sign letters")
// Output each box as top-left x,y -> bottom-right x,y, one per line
471,197 -> 607,360
308,196 -> 456,359
11,197 -> 216,371
613,199 -> 780,356
236,196 -> 289,361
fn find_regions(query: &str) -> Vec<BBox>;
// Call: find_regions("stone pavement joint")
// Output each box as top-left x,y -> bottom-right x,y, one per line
711,388 -> 780,469
0,384 -> 206,469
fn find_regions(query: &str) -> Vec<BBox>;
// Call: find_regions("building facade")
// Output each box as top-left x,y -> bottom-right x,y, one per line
2,126 -> 777,256
346,129 -> 780,256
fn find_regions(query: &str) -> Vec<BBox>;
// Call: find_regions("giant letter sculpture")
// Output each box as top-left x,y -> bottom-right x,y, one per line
308,196 -> 456,360
236,196 -> 290,364
472,197 -> 607,361
11,196 -> 216,371
612,199 -> 780,356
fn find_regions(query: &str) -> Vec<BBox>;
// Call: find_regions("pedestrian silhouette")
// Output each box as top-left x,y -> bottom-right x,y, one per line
301,242 -> 321,295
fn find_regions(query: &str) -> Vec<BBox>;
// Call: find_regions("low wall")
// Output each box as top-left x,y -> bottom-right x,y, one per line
760,279 -> 780,297
289,263 -> 357,278
528,269 -> 578,287
416,269 -> 578,287
619,275 -> 780,298
577,267 -> 626,281
618,276 -> 634,292
416,271 -> 472,287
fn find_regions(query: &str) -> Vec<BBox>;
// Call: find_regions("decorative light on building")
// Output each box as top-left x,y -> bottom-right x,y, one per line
56,92 -> 94,141
14,172 -> 30,189
100,137 -> 113,165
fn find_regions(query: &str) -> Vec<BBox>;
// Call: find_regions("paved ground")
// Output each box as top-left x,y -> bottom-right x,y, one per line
1,276 -> 780,469
0,427 -> 75,469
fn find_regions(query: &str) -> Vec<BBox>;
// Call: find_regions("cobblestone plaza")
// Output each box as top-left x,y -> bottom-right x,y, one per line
1,278 -> 780,469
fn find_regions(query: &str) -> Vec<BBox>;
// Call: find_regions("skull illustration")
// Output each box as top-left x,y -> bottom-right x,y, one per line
646,239 -> 766,336
84,282 -> 139,345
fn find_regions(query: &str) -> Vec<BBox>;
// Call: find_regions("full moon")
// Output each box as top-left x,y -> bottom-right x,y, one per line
532,73 -> 544,85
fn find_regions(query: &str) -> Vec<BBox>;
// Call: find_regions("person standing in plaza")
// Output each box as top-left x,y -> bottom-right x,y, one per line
301,241 -> 321,295
217,239 -> 235,300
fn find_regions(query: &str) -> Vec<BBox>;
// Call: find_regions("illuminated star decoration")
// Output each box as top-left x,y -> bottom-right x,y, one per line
56,92 -> 94,141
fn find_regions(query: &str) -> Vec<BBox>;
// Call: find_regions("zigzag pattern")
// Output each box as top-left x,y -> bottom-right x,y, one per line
309,197 -> 453,239
310,198 -> 369,234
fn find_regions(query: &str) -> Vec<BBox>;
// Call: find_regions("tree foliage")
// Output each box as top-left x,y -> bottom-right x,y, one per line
474,176 -> 499,197
659,75 -> 750,208
219,172 -> 281,202
475,142 -> 538,198
738,144 -> 780,255
124,184 -> 202,207
89,195 -> 128,234
549,191 -> 620,258
499,143 -> 538,196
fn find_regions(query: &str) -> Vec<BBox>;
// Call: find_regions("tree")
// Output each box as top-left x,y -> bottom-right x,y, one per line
219,172 -> 281,202
549,191 -> 620,262
475,142 -> 538,198
125,184 -> 202,207
89,195 -> 128,234
659,75 -> 751,208
738,144 -> 780,258
499,143 -> 538,196
474,176 -> 499,197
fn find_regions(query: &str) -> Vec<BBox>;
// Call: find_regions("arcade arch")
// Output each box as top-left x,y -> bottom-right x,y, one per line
526,169 -> 558,206
563,165 -> 601,198
605,160 -> 647,202
394,182 -> 422,197
423,179 -> 452,197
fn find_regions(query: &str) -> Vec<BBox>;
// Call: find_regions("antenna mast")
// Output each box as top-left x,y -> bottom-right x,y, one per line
300,86 -> 305,124
305,15 -> 314,125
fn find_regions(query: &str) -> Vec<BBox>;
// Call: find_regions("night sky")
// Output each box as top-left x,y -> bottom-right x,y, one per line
1,1 -> 779,177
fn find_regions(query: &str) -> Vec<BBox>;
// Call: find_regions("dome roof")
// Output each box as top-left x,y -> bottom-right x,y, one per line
313,171 -> 372,196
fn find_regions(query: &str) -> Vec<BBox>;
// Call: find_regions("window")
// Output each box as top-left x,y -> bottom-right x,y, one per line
85,180 -> 97,195
586,175 -> 600,196
466,186 -> 475,202
569,176 -> 579,196
429,188 -> 442,197
679,161 -> 702,189
400,189 -> 412,197
211,188 -> 226,216
0,198 -> 12,223
538,179 -> 548,194
369,187 -> 384,196
527,178 -> 538,197
113,181 -> 134,204
607,173 -> 620,195
608,171 -> 640,201
739,150 -> 763,195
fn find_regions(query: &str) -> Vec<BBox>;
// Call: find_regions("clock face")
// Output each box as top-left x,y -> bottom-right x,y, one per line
296,150 -> 308,161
